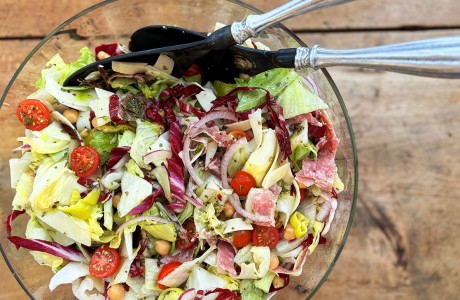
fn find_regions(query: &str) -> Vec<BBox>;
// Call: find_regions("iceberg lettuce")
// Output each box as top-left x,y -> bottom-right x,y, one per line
84,129 -> 117,164
18,122 -> 71,154
117,172 -> 153,217
194,204 -> 226,238
130,119 -> 163,169
186,266 -> 227,291
237,246 -> 270,280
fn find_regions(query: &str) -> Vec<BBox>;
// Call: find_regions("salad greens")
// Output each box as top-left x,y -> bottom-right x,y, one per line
7,38 -> 343,300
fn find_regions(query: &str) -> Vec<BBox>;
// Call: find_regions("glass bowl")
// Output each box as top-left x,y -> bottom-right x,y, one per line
0,0 -> 358,299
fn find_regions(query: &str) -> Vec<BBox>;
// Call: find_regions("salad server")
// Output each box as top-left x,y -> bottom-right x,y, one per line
63,0 -> 354,85
128,26 -> 460,80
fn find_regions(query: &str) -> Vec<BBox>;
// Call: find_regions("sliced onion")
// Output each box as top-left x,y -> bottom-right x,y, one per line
143,149 -> 172,165
178,289 -> 196,300
183,136 -> 204,186
186,179 -> 204,207
220,137 -> 248,189
188,111 -> 238,137
205,141 -> 218,167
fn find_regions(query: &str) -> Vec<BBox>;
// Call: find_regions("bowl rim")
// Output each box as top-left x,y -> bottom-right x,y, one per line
0,0 -> 358,299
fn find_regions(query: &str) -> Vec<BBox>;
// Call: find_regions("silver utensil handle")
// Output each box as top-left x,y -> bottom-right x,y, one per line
295,36 -> 460,78
231,0 -> 354,44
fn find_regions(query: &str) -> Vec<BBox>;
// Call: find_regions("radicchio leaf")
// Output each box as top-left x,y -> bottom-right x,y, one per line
159,84 -> 205,118
7,236 -> 88,263
77,177 -> 97,188
127,188 -> 164,216
106,146 -> 131,169
5,210 -> 25,238
165,122 -> 189,213
109,94 -> 125,124
95,43 -> 124,60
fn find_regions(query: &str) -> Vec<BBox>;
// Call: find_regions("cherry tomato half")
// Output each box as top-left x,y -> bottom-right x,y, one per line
16,99 -> 51,131
176,219 -> 197,250
89,245 -> 121,278
231,171 -> 256,196
70,146 -> 101,177
233,230 -> 253,249
229,130 -> 248,140
252,225 -> 279,250
158,261 -> 183,290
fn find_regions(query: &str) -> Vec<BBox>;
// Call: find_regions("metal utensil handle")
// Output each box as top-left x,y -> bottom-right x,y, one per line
295,35 -> 460,78
231,0 -> 354,44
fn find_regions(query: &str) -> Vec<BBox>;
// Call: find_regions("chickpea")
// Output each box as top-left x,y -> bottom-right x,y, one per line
97,51 -> 110,60
223,201 -> 235,218
112,193 -> 122,208
283,224 -> 296,240
107,284 -> 125,300
272,276 -> 286,289
269,252 -> 279,270
154,240 -> 171,256
91,117 -> 100,128
79,128 -> 90,138
63,109 -> 79,124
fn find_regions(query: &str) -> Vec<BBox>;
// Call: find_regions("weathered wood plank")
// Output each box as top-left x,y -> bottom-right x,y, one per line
0,0 -> 459,38
2,29 -> 460,300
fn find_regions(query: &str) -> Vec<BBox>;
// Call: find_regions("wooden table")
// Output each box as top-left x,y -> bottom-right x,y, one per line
1,1 -> 459,299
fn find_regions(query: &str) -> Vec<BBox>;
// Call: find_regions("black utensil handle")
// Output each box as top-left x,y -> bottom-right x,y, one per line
207,25 -> 238,50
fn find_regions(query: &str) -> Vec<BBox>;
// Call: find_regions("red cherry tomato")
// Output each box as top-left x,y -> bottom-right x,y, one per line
16,99 -> 51,131
183,63 -> 203,78
233,230 -> 253,249
158,262 -> 183,290
70,146 -> 101,177
229,130 -> 248,140
176,219 -> 197,250
299,188 -> 307,203
89,245 -> 121,278
252,225 -> 279,250
231,171 -> 256,196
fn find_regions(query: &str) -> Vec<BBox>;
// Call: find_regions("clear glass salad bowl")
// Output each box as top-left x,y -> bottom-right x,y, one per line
0,0 -> 358,299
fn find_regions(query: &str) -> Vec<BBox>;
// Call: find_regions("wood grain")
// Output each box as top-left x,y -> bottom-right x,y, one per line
2,1 -> 460,300
0,0 -> 460,37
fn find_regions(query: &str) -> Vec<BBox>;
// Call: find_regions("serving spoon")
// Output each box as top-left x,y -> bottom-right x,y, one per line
64,0 -> 355,85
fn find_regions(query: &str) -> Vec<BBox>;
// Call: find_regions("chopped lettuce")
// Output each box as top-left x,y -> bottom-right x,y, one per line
213,80 -> 236,97
138,80 -> 170,98
110,77 -> 139,94
158,288 -> 183,300
36,48 -> 95,89
117,172 -> 153,217
290,120 -> 317,171
49,262 -> 90,291
242,129 -> 277,186
144,258 -> 161,290
141,222 -> 176,242
18,122 -> 71,154
276,191 -> 298,227
237,246 -> 270,279
118,130 -> 136,147
30,251 -> 64,273
28,160 -> 85,211
84,129 -> 117,164
125,158 -> 145,177
254,272 -> 276,293
277,77 -> 328,119
9,153 -> 32,189
194,204 -> 226,238
12,172 -> 34,211
240,279 -> 264,300
236,68 -> 298,112
186,266 -> 227,290
130,119 -> 163,169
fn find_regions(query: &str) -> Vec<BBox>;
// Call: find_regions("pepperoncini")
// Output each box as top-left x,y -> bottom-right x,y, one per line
58,188 -> 100,219
289,212 -> 309,238
159,288 -> 184,300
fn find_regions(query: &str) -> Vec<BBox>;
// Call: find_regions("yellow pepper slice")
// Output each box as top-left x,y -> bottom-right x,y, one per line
289,212 -> 309,238
159,288 -> 184,300
59,188 -> 100,219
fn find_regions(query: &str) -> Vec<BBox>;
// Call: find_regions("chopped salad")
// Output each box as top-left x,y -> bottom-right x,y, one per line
7,39 -> 344,300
